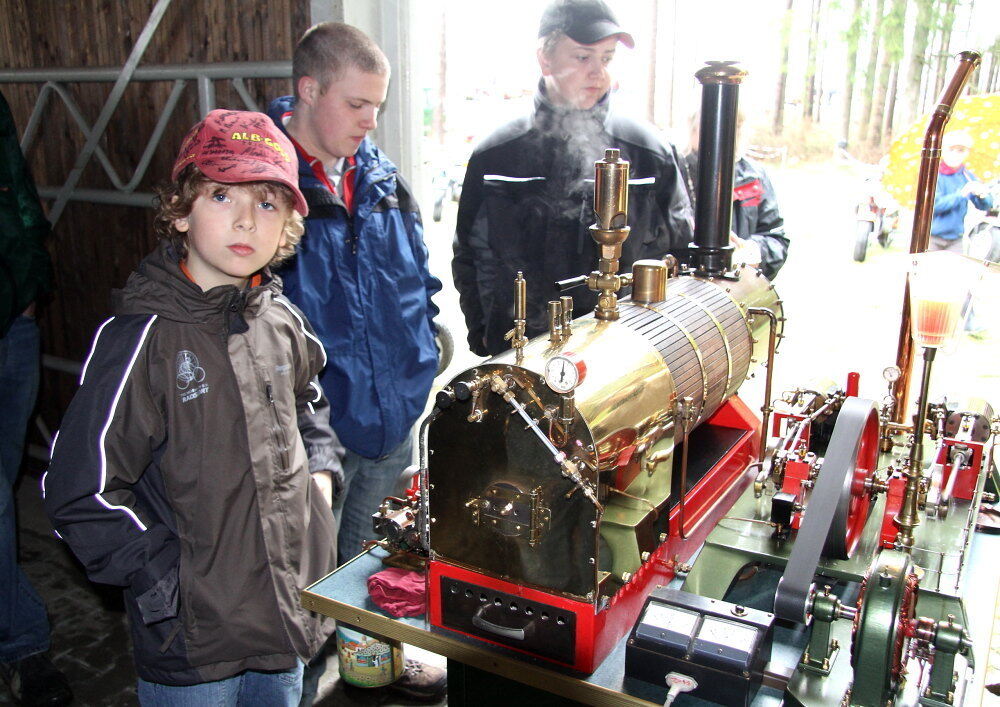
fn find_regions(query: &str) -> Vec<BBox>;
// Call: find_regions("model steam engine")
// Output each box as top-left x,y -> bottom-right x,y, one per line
371,56 -> 997,706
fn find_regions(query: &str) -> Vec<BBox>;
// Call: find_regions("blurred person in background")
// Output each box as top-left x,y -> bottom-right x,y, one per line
931,130 -> 992,337
0,89 -> 72,707
931,130 -> 992,252
680,111 -> 789,280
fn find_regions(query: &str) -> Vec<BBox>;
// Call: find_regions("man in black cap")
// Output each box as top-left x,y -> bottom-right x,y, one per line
453,0 -> 693,356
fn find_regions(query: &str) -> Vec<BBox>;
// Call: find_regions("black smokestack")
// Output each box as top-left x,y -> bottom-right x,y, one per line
689,61 -> 746,277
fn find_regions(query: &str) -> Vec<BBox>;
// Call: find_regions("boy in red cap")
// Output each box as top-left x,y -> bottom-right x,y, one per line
42,110 -> 343,705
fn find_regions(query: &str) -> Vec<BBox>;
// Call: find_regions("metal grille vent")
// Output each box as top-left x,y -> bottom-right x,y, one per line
618,278 -> 751,422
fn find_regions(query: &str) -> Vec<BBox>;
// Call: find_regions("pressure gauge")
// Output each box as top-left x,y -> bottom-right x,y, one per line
883,366 -> 902,384
544,353 -> 587,394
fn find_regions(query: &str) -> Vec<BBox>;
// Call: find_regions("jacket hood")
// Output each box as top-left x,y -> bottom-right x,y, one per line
113,241 -> 281,333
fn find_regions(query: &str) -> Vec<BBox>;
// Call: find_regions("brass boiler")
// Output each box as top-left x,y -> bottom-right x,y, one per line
429,155 -> 782,603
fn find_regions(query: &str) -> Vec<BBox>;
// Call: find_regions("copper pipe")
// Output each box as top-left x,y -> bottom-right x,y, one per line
891,51 -> 981,424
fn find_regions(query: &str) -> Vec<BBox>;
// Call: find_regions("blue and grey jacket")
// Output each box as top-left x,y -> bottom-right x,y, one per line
268,96 -> 441,459
933,166 -> 993,241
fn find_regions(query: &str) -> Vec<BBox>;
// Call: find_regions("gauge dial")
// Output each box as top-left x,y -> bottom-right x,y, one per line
544,353 -> 586,394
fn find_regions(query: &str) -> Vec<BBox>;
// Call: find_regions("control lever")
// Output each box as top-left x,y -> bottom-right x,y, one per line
555,275 -> 588,292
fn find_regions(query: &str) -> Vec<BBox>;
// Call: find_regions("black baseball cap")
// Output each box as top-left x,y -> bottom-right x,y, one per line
538,0 -> 635,49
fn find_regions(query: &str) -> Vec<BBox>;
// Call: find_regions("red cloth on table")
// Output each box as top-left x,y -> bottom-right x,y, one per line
366,568 -> 426,617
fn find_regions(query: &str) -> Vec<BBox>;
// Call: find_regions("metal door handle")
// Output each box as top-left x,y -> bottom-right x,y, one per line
472,607 -> 526,641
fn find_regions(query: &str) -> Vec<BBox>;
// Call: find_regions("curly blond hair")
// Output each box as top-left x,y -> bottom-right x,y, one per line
154,165 -> 305,266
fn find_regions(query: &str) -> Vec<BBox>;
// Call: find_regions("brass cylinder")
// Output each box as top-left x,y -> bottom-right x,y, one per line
631,260 -> 668,303
548,300 -> 563,343
590,150 -> 632,321
592,149 -> 629,236
560,296 -> 574,335
514,271 -> 526,320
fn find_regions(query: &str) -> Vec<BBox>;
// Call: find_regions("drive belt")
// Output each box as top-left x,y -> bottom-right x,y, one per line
774,397 -> 877,623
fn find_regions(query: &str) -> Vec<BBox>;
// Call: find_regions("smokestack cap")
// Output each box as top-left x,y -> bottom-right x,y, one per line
695,61 -> 747,86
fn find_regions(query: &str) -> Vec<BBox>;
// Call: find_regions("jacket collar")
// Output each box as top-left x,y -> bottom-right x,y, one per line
533,79 -> 611,133
113,241 -> 280,335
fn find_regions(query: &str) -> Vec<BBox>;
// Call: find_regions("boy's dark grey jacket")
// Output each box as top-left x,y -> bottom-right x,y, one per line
43,242 -> 341,685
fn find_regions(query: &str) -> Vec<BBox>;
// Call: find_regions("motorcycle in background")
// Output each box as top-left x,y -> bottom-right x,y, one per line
964,180 -> 1000,263
431,164 -> 464,222
853,167 -> 900,262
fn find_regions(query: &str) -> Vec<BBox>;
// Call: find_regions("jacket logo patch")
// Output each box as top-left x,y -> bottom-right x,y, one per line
176,350 -> 210,402
733,178 -> 764,206
275,363 -> 291,375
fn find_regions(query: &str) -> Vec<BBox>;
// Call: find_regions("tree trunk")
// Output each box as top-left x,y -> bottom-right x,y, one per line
803,0 -> 821,121
842,0 -> 865,142
902,0 -> 934,127
815,13 -> 826,124
932,0 -> 957,103
858,0 -> 886,143
882,64 -> 898,149
867,0 -> 906,147
990,40 -> 1000,93
868,46 -> 892,146
647,0 -> 659,123
773,0 -> 795,134
434,7 -> 446,144
667,0 -> 678,129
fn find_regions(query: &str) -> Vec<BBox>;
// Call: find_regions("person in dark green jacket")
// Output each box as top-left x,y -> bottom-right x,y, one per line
0,89 -> 73,706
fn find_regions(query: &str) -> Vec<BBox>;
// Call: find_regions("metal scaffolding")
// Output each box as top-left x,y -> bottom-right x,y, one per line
0,0 -> 292,224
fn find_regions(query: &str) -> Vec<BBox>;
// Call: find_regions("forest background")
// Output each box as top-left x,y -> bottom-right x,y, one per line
414,0 -> 999,164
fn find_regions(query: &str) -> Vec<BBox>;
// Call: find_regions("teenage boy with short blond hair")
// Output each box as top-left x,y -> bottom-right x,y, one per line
268,21 -> 445,704
44,109 -> 343,706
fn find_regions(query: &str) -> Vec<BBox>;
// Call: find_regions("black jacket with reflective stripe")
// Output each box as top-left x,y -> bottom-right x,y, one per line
453,83 -> 694,356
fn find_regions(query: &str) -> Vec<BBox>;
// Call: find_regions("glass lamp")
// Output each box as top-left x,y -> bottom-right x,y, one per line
908,251 -> 983,348
896,251 -> 985,550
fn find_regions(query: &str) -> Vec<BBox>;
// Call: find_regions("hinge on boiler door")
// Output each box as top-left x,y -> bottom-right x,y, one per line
465,483 -> 551,546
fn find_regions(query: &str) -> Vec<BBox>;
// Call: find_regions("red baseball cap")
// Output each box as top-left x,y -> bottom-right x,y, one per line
172,110 -> 308,216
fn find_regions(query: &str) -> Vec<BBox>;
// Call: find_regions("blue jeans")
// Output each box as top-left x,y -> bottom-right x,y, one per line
137,661 -> 303,706
0,316 -> 50,664
331,436 -> 414,565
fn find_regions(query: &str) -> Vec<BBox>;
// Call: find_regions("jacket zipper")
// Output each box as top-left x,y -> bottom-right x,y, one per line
344,171 -> 395,256
346,219 -> 357,255
265,380 -> 291,472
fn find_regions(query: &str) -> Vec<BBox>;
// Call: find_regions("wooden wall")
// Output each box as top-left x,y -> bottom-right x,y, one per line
0,1 -> 311,430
